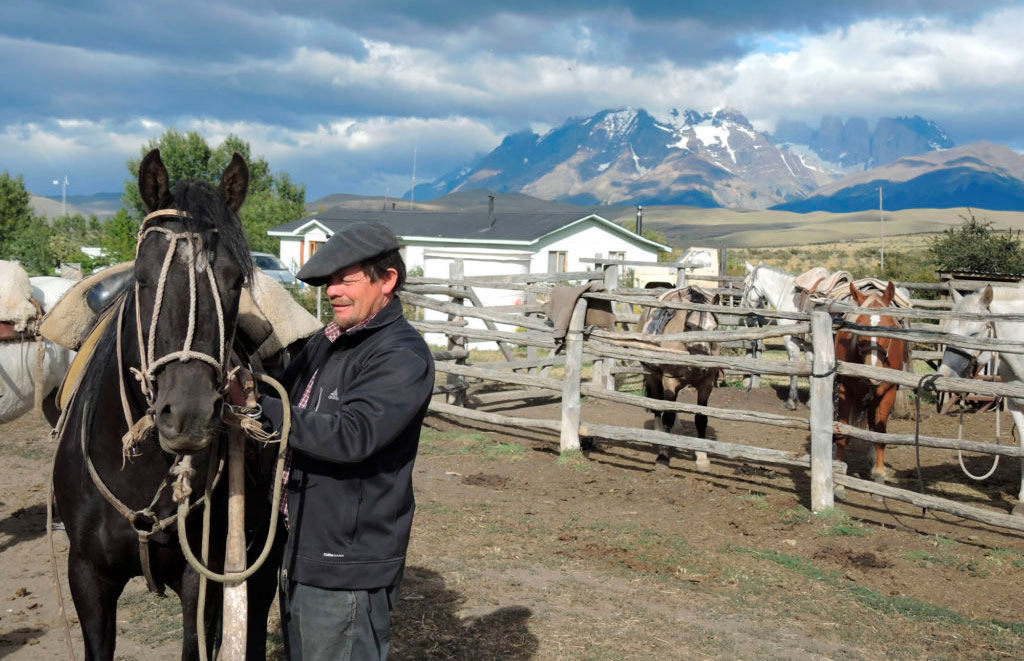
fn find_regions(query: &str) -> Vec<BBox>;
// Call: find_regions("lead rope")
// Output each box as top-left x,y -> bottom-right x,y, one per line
957,323 -> 1002,481
177,371 -> 292,661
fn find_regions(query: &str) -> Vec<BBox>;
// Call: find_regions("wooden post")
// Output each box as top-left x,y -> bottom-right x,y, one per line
560,298 -> 587,453
598,261 -> 619,390
749,339 -> 762,390
675,265 -> 687,288
809,308 -> 836,513
221,431 -> 248,660
526,290 -> 538,369
447,260 -> 467,406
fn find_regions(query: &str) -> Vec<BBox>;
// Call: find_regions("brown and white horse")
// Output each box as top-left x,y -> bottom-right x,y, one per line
639,287 -> 720,470
833,281 -> 908,486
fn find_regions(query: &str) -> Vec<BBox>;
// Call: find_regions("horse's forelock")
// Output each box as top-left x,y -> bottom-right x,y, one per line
163,181 -> 254,286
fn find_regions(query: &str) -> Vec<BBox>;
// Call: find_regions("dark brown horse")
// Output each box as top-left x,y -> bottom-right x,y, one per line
833,281 -> 908,486
52,150 -> 283,660
639,287 -> 720,470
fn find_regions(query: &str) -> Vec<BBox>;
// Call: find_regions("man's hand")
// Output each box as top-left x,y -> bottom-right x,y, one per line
226,367 -> 257,408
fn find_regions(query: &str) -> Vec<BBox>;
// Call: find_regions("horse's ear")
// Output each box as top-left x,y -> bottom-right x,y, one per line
850,282 -> 867,306
883,281 -> 896,304
949,285 -> 963,303
220,153 -> 249,213
744,261 -> 754,273
138,149 -> 170,212
981,284 -> 994,307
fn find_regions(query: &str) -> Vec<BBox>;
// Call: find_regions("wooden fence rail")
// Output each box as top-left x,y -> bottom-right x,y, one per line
412,262 -> 1024,534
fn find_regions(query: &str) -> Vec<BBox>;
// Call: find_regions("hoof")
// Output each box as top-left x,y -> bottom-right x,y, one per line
871,473 -> 885,502
784,400 -> 798,411
654,455 -> 671,470
695,452 -> 711,473
834,485 -> 846,501
1012,502 -> 1024,517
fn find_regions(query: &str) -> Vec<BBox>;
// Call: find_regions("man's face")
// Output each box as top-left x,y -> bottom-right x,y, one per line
325,263 -> 397,330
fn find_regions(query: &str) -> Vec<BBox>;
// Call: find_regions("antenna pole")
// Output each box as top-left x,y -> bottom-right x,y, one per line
879,186 -> 884,272
410,142 -> 417,210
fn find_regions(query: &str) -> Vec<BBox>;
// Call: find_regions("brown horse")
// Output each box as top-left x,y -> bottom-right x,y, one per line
833,281 -> 908,486
639,287 -> 720,470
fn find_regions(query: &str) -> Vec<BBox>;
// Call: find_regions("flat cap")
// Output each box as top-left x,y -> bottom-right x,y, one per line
296,222 -> 400,286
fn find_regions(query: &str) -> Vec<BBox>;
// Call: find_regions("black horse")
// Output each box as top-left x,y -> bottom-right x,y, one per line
53,150 -> 283,660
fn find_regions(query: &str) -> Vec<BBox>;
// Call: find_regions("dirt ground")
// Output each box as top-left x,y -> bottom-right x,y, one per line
2,384 -> 1024,660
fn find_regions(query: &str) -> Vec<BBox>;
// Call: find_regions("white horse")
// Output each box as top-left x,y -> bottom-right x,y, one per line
0,269 -> 76,424
939,285 -> 1024,516
741,262 -> 807,410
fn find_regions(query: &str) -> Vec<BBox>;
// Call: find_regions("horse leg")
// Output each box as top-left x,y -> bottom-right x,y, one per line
784,335 -> 800,410
67,550 -> 128,661
1006,399 -> 1024,516
646,372 -> 673,468
833,378 -> 854,501
869,387 -> 897,485
693,377 -> 713,473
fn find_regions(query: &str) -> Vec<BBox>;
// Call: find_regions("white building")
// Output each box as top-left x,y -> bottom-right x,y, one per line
268,208 -> 669,345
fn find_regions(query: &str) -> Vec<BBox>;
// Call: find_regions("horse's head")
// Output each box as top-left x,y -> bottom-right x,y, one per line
938,285 -> 994,379
741,261 -> 765,310
845,281 -> 904,371
134,149 -> 253,454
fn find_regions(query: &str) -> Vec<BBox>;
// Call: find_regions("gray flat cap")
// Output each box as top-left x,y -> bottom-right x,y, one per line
296,222 -> 400,286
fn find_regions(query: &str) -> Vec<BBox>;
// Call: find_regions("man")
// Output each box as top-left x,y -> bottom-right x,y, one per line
233,222 -> 434,660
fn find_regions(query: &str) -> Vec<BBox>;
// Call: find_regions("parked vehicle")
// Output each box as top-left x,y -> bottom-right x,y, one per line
252,252 -> 300,287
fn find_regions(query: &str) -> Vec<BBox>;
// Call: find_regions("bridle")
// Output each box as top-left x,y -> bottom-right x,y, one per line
129,208 -> 232,405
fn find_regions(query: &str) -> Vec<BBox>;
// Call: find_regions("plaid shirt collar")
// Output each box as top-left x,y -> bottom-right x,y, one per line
323,305 -> 383,343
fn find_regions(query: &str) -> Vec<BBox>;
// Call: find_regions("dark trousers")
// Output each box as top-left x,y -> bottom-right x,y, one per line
280,572 -> 397,661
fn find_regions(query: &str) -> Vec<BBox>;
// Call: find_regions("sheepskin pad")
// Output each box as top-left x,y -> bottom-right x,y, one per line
40,263 -> 322,359
0,260 -> 38,332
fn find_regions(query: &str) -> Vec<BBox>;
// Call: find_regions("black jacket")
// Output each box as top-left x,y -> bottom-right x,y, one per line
261,296 -> 434,590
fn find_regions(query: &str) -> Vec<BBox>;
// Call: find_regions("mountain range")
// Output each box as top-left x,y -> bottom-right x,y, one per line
411,107 -> 1024,212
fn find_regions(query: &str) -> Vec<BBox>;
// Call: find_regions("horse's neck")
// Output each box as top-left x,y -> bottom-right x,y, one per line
759,269 -> 798,312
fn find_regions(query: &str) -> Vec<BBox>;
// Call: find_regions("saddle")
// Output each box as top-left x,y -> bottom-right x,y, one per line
643,285 -> 719,335
0,299 -> 44,343
792,267 -> 912,311
0,260 -> 45,339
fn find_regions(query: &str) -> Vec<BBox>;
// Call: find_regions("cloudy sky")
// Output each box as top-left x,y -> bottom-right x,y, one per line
3,1 -> 1024,201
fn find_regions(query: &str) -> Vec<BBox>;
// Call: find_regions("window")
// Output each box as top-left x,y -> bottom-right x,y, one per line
547,250 -> 568,273
608,251 -> 626,262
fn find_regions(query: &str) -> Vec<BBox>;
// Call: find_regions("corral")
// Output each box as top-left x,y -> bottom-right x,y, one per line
2,260 -> 1024,659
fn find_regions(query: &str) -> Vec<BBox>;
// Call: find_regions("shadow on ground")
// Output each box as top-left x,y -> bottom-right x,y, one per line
0,503 -> 46,554
391,566 -> 538,660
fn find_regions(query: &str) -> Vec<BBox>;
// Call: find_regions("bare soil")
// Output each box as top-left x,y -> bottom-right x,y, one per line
2,384 -> 1024,660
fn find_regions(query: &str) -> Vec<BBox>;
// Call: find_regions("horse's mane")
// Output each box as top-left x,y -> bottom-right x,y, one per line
158,181 -> 255,286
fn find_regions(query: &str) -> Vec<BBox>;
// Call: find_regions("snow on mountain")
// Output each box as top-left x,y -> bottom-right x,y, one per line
414,107 -> 821,209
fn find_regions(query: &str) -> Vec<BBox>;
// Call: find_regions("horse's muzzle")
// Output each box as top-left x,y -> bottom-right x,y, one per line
939,347 -> 973,379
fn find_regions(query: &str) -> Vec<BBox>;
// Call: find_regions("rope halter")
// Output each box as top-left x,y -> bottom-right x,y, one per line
131,208 -> 229,403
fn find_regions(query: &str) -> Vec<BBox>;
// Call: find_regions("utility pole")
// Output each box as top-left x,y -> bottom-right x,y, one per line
879,186 -> 885,273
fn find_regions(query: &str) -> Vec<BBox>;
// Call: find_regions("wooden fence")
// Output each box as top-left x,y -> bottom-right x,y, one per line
408,259 -> 1024,534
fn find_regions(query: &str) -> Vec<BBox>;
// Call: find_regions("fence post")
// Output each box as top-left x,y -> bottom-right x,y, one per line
597,260 -> 619,390
526,290 -> 538,368
809,307 -> 836,513
675,265 -> 687,288
446,260 -> 467,406
560,298 -> 587,453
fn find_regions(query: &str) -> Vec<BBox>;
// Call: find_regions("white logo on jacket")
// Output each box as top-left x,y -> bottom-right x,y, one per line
328,388 -> 340,401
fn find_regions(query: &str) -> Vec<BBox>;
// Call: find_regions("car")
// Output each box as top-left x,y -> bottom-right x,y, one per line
252,252 -> 301,287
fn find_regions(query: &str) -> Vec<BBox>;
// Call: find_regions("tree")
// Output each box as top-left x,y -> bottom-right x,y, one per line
928,212 -> 1024,275
101,209 -> 140,264
123,130 -> 306,253
0,172 -> 35,259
